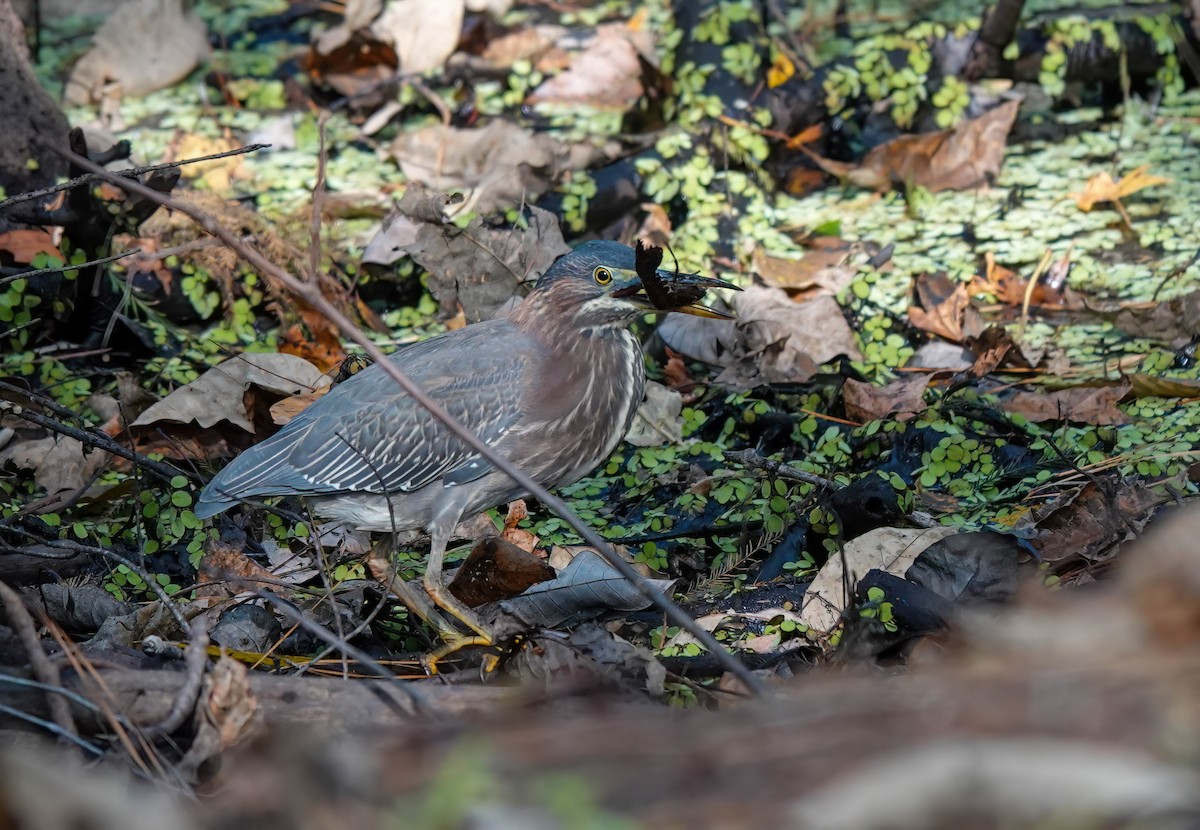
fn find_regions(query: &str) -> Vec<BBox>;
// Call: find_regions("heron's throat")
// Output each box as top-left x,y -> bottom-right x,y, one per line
511,284 -> 642,337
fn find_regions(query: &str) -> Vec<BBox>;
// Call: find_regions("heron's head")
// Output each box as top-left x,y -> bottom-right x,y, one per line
529,240 -> 737,331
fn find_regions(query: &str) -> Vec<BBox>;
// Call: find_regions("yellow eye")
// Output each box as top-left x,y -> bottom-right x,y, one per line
593,266 -> 613,285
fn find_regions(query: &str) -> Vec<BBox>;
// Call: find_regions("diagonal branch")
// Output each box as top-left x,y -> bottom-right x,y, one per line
57,145 -> 766,696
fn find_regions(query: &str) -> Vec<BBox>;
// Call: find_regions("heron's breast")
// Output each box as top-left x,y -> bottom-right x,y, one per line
515,329 -> 645,484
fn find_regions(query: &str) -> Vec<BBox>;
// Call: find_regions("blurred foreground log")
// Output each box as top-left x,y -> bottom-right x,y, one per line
6,504 -> 1200,828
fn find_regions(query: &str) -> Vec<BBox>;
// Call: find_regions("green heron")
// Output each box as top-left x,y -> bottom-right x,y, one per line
195,240 -> 735,662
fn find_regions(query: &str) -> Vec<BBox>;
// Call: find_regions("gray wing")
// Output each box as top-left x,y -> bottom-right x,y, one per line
196,321 -> 534,516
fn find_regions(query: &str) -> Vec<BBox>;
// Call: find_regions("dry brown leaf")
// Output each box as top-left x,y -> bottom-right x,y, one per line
449,536 -> 555,608
965,325 -> 1045,373
133,353 -> 328,434
659,287 -> 863,389
634,202 -> 673,250
1016,478 -> 1161,567
197,542 -> 276,598
1001,382 -> 1131,426
971,252 -> 1027,306
803,100 -> 1020,193
0,433 -> 110,495
204,656 -> 260,749
372,0 -> 464,74
752,242 -> 854,296
662,347 -> 695,395
527,22 -> 651,110
908,273 -> 971,343
278,317 -> 346,375
800,526 -> 957,635
1113,292 -> 1200,348
480,25 -> 564,67
130,353 -> 329,459
363,187 -> 572,322
303,33 -> 397,97
268,389 -> 325,426
1072,164 -> 1170,213
626,381 -> 683,447
383,125 -> 613,220
0,228 -> 62,264
63,0 -> 209,105
842,375 -> 931,422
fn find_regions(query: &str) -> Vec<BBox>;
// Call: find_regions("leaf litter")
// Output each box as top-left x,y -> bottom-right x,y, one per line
5,0 -> 1200,823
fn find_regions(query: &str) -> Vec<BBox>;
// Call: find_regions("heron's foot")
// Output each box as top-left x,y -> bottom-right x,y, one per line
422,579 -> 502,674
425,579 -> 493,641
423,632 -> 500,675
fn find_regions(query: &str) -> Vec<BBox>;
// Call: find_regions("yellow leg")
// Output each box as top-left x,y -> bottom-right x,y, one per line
370,536 -> 499,674
368,550 -> 459,641
421,533 -> 500,675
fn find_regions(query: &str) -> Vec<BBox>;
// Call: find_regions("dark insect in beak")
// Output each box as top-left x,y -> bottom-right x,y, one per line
612,240 -> 740,318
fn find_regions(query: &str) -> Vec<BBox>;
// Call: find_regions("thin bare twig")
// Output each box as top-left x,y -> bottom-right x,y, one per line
0,144 -> 270,213
0,579 -> 78,744
308,113 -> 331,284
0,703 -> 102,756
35,538 -> 191,634
0,384 -> 196,488
725,448 -> 841,491
0,249 -> 141,288
59,145 -> 767,696
255,591 -> 424,714
143,614 -> 210,738
0,674 -> 107,715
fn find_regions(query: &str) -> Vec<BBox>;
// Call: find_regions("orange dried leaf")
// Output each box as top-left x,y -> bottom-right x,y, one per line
767,52 -> 795,88
0,229 -> 62,264
908,274 -> 970,343
1071,164 -> 1170,212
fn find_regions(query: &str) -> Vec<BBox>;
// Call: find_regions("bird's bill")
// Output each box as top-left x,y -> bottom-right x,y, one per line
670,301 -> 734,319
611,269 -> 739,319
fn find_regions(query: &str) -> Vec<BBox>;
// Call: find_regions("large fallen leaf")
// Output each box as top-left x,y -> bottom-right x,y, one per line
129,353 -> 329,459
480,24 -> 566,68
314,0 -> 463,74
527,22 -> 652,111
448,536 -> 556,608
0,432 -> 109,495
1112,292 -> 1200,347
64,0 -> 209,105
1000,382 -> 1130,426
1014,478 -> 1162,569
362,186 -> 570,322
133,353 -> 328,433
800,526 -> 957,635
496,549 -> 675,629
372,0 -> 464,73
751,241 -> 855,296
904,531 -> 1020,605
842,375 -> 930,423
803,99 -> 1021,192
385,120 -> 617,216
509,622 -> 665,696
659,287 -> 863,389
